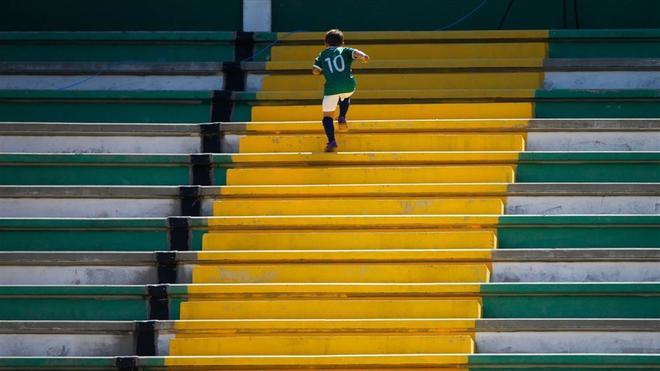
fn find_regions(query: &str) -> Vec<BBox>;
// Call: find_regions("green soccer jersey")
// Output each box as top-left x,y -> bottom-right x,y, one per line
313,46 -> 357,96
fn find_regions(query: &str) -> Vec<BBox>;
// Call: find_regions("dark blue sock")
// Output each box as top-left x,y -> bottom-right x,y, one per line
322,116 -> 335,142
338,98 -> 350,118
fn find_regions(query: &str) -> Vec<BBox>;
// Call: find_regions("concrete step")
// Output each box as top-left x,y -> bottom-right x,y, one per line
230,133 -> 526,152
169,334 -> 474,355
180,299 -> 481,320
212,198 -> 504,216
202,230 -> 496,250
191,263 -> 490,283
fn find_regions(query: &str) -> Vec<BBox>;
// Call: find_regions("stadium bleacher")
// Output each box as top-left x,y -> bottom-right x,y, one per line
0,0 -> 659,369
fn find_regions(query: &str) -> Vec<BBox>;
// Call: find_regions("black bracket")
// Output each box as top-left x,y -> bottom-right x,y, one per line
147,284 -> 169,321
135,321 -> 156,356
179,185 -> 202,217
211,90 -> 233,122
156,251 -> 178,284
115,356 -> 138,371
200,122 -> 223,153
168,216 -> 190,251
190,154 -> 213,186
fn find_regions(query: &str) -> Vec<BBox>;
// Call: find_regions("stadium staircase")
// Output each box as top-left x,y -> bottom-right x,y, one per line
0,29 -> 658,370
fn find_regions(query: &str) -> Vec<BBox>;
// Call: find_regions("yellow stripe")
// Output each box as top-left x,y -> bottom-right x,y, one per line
202,230 -> 496,250
204,215 -> 500,230
270,43 -> 547,61
196,249 -> 494,263
217,183 -> 510,198
254,88 -> 538,101
265,58 -> 545,71
180,298 -> 481,319
276,30 -> 548,41
213,198 -> 503,216
235,118 -> 529,133
251,102 -> 533,121
237,133 -> 525,152
170,334 -> 473,355
226,166 -> 515,185
229,153 -> 522,166
192,263 -> 490,283
172,318 -> 478,334
261,73 -> 544,91
164,354 -> 470,367
184,283 -> 482,297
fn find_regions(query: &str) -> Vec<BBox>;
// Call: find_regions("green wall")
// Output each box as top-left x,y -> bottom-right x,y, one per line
0,0 -> 242,31
271,0 -> 660,31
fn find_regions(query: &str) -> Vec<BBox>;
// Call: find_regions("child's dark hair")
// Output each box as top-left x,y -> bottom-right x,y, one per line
325,29 -> 344,46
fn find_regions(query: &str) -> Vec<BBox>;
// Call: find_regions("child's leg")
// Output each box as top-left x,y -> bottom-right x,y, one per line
322,115 -> 335,143
321,94 -> 339,152
338,97 -> 350,123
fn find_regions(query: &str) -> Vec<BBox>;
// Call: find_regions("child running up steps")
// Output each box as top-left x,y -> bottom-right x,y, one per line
312,29 -> 370,152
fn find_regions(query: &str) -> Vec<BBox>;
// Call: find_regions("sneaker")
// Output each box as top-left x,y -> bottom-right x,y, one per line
337,116 -> 349,132
324,141 -> 338,152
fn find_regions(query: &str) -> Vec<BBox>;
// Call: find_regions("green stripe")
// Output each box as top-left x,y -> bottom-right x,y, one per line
0,153 -> 189,164
469,354 -> 660,366
0,285 -> 146,295
0,165 -> 190,185
519,152 -> 660,161
0,90 -> 214,100
536,89 -> 660,99
498,215 -> 660,249
0,31 -> 236,41
0,101 -> 212,123
516,163 -> 660,182
499,215 -> 660,225
231,102 -> 253,121
549,30 -> 660,58
483,296 -> 660,318
481,282 -> 660,294
0,218 -> 167,228
0,286 -> 148,320
0,357 -> 116,368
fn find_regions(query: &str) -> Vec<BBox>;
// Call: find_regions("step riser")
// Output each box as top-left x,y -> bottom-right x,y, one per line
226,166 -> 515,185
213,198 -> 504,216
270,44 -> 547,61
191,264 -> 490,283
180,300 -> 482,320
233,134 -> 526,153
169,335 -> 474,356
203,231 -> 496,250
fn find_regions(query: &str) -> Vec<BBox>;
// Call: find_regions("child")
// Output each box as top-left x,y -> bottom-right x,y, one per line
312,29 -> 369,152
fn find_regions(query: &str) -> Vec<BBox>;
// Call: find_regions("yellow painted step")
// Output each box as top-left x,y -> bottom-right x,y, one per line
225,119 -> 530,134
184,283 -> 481,299
213,198 -> 504,216
203,230 -> 496,250
261,72 -> 544,91
236,133 -> 525,152
192,263 -> 490,283
270,43 -> 547,61
251,103 -> 532,121
173,318 -> 477,334
180,299 -> 481,319
229,152 -> 521,165
205,215 -> 499,230
226,166 -> 515,185
217,183 -> 510,198
280,30 -> 548,41
196,249 -> 493,264
169,334 -> 474,356
163,353 -> 470,369
263,58 -> 544,71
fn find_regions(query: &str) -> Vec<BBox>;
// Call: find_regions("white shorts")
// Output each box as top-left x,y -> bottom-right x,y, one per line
322,91 -> 354,112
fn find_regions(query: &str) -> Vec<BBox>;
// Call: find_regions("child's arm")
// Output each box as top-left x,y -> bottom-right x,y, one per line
352,49 -> 370,63
312,65 -> 322,75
